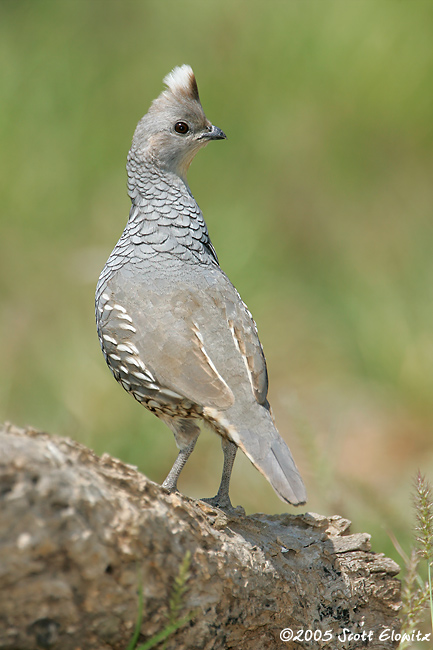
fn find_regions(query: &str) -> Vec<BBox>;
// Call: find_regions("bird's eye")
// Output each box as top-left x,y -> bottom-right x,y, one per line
174,121 -> 189,134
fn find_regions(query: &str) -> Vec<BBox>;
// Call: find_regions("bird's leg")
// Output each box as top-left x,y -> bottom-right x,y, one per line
162,435 -> 198,493
202,438 -> 237,510
161,418 -> 200,493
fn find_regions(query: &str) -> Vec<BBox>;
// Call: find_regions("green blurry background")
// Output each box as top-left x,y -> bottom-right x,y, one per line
1,1 -> 433,566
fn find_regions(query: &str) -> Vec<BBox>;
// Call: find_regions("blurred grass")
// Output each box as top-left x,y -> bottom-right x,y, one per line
1,0 -> 433,571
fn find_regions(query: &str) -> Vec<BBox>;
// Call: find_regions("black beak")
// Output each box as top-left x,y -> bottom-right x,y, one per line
200,124 -> 227,141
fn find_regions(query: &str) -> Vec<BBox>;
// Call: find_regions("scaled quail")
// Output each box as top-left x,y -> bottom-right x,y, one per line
95,65 -> 307,509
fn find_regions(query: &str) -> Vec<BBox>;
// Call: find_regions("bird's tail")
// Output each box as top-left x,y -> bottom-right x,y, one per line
229,404 -> 307,506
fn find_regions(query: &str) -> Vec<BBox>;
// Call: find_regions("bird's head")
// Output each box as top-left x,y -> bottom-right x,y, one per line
131,65 -> 226,180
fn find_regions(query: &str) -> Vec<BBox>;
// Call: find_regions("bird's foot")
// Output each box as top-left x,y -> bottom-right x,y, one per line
161,478 -> 178,493
201,494 -> 232,509
200,494 -> 244,514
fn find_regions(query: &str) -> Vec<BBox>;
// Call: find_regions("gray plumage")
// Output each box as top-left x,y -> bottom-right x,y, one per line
95,65 -> 306,508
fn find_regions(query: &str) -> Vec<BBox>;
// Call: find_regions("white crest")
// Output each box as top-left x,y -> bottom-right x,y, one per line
162,65 -> 199,101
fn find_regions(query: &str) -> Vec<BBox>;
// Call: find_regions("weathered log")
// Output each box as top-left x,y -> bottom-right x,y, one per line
0,423 -> 401,649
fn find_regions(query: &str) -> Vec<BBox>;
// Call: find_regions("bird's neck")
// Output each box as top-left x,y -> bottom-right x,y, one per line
121,151 -> 218,267
127,151 -> 191,205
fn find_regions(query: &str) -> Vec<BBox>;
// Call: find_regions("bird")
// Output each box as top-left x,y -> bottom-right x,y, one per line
95,65 -> 307,510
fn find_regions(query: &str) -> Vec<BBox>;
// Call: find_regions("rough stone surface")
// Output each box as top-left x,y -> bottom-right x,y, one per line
0,424 -> 401,649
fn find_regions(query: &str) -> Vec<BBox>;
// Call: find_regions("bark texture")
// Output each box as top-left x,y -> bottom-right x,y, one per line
0,423 -> 401,650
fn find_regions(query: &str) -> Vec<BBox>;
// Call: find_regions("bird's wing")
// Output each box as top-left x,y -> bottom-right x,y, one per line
99,274 -> 234,410
217,281 -> 268,405
101,270 -> 268,411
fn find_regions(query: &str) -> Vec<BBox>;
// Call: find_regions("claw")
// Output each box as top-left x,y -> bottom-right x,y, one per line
201,494 -> 234,511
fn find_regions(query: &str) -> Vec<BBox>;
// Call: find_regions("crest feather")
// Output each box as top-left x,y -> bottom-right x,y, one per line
162,65 -> 200,102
